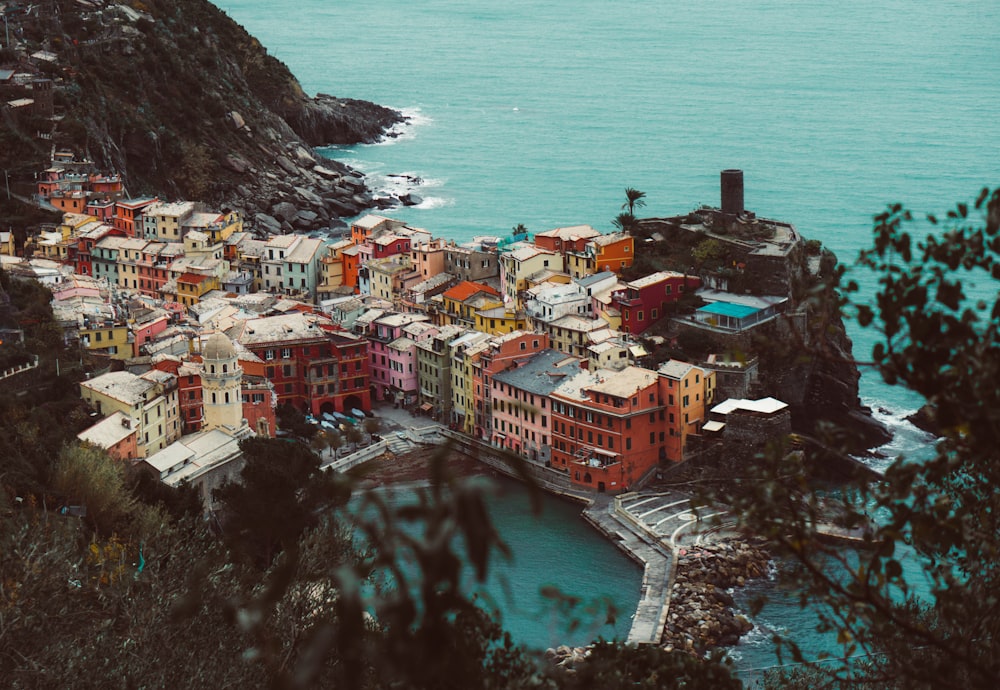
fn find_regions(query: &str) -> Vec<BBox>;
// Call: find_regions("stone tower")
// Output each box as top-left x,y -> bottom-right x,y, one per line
201,331 -> 244,432
31,79 -> 54,119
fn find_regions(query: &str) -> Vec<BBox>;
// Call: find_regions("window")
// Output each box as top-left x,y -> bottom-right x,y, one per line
265,349 -> 275,361
282,348 -> 291,359
626,438 -> 632,450
650,432 -> 655,444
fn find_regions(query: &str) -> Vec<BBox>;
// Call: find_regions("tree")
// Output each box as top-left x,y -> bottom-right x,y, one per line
512,223 -> 528,237
717,187 -> 1000,689
214,437 -> 348,567
622,187 -> 647,216
363,416 -> 381,440
344,423 -> 363,452
612,212 -> 638,234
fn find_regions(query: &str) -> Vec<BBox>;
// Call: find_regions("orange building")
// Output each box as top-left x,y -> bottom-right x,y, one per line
566,232 -> 634,278
550,365 -> 663,493
113,198 -> 158,238
657,359 -> 715,462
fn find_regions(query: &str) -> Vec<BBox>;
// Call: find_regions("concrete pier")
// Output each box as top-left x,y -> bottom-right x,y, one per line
582,495 -> 674,645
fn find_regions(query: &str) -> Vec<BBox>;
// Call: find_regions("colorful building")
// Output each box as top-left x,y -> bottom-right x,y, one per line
550,365 -> 664,493
489,348 -> 582,463
611,271 -> 699,334
231,313 -> 370,416
657,359 -> 715,462
79,369 -> 181,458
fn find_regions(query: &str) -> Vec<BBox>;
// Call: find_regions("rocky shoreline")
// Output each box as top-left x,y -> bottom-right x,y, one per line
546,538 -> 770,669
662,539 -> 769,654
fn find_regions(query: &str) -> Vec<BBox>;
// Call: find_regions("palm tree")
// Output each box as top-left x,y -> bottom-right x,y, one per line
612,212 -> 638,234
622,188 -> 646,216
512,223 -> 528,238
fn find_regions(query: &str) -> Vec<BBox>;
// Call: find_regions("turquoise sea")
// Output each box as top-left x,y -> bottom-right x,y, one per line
219,0 -> 999,675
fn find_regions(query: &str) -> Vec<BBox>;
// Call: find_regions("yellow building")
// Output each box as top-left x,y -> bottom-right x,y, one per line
185,210 -> 242,244
499,244 -> 563,308
142,201 -> 196,242
450,335 -> 491,435
80,323 -> 131,360
176,272 -> 221,307
79,370 -> 181,458
474,307 -> 527,336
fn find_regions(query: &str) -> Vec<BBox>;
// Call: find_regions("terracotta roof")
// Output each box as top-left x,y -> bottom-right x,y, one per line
442,280 -> 500,302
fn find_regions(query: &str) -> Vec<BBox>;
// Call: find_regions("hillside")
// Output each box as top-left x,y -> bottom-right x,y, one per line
0,0 -> 404,232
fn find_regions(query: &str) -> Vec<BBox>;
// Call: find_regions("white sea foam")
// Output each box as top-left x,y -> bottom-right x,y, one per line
413,196 -> 453,210
372,106 -> 432,146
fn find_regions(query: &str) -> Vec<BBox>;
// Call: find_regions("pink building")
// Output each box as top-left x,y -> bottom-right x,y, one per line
473,330 -> 551,441
489,348 -> 583,463
366,312 -> 438,404
132,315 -> 170,356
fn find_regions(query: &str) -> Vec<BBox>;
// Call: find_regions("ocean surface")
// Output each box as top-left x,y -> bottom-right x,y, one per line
218,0 -> 999,675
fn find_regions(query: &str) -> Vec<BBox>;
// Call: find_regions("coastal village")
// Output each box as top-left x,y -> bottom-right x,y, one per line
0,130 -> 841,655
2,160 -> 802,508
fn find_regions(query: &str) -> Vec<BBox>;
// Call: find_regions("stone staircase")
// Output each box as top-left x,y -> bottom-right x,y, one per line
385,431 -> 415,455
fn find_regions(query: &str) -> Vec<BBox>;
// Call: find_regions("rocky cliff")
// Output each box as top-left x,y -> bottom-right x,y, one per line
638,208 -> 890,454
0,0 -> 405,233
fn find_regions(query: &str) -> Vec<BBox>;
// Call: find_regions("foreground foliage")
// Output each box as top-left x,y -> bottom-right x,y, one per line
724,187 -> 1000,689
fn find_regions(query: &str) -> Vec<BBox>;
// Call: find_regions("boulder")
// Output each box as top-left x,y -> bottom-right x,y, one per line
271,202 -> 298,223
254,213 -> 281,235
276,155 -> 298,176
313,165 -> 341,181
222,153 -> 250,174
294,186 -> 324,207
400,193 -> 423,207
226,111 -> 246,130
295,209 -> 319,226
290,145 -> 316,167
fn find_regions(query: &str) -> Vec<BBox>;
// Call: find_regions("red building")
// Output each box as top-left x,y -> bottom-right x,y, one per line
231,313 -> 371,416
550,365 -> 664,493
113,197 -> 158,238
612,271 -> 699,334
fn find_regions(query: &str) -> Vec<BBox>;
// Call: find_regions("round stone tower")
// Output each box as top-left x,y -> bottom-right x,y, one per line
201,331 -> 244,432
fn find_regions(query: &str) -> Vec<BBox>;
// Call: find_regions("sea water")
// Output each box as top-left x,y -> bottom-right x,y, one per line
217,0 -> 999,670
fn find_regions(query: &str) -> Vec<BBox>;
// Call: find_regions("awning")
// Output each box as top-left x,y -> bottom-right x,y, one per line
419,402 -> 433,412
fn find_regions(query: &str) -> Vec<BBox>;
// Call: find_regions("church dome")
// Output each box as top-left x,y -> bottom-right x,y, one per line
203,331 -> 236,361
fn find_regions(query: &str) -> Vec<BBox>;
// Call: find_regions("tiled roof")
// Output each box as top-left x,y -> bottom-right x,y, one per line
443,280 -> 499,302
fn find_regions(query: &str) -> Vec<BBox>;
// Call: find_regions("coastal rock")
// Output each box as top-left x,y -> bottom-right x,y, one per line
276,155 -> 299,176
906,403 -> 942,437
271,202 -> 298,224
290,145 -> 316,167
294,210 -> 319,227
660,539 -> 770,655
226,111 -> 246,130
254,213 -> 282,235
222,153 -> 250,175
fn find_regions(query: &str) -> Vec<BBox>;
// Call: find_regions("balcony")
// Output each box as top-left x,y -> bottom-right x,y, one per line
570,446 -> 620,469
